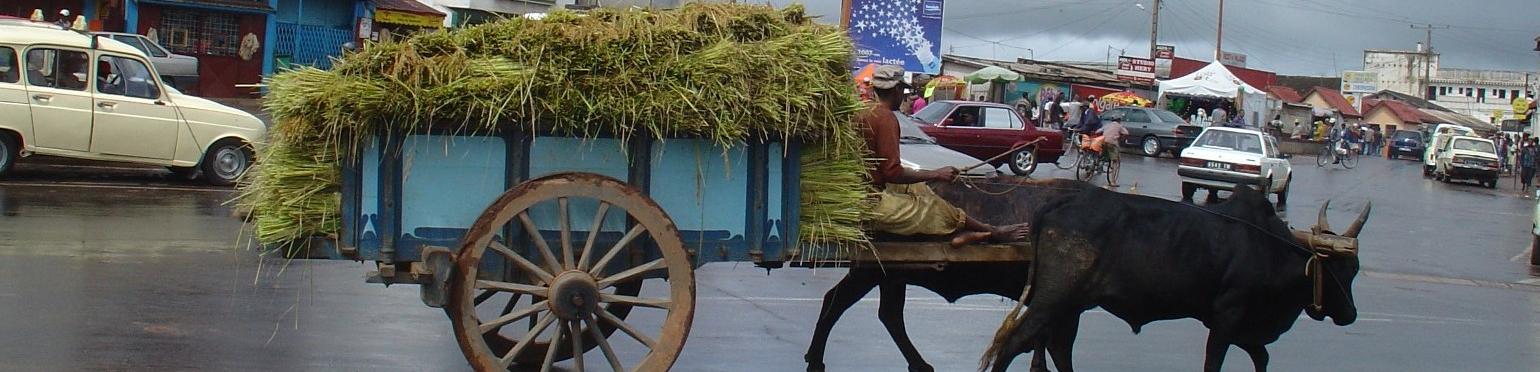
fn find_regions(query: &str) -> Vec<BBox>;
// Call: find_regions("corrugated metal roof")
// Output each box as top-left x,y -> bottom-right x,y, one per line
944,55 -> 1130,88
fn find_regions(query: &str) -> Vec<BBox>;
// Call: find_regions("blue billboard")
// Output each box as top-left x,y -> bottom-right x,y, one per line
847,0 -> 945,74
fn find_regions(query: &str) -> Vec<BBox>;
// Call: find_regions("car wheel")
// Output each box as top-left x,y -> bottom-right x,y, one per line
1531,233 -> 1540,266
1181,182 -> 1197,202
1422,165 -> 1432,177
1141,136 -> 1161,157
203,140 -> 253,186
0,133 -> 15,178
1276,176 -> 1291,206
1487,178 -> 1499,189
1008,147 -> 1038,176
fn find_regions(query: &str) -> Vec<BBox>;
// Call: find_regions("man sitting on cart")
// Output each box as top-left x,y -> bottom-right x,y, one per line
860,65 -> 1032,247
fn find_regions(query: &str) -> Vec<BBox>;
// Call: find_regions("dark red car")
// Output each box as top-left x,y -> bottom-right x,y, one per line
910,100 -> 1065,175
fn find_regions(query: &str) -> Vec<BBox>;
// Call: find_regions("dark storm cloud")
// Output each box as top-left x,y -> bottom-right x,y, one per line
772,0 -> 1539,76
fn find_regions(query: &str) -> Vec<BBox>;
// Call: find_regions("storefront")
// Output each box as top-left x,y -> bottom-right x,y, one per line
136,0 -> 272,98
372,0 -> 445,43
2,0 -> 128,32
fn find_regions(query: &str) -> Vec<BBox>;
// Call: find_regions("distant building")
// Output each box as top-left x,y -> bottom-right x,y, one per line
1363,46 -> 1439,98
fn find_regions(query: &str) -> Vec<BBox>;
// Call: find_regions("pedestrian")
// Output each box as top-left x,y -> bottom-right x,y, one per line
1063,96 -> 1086,131
1098,118 -> 1129,188
54,9 -> 72,29
899,94 -> 916,115
1013,92 -> 1035,121
911,93 -> 927,114
1047,94 -> 1066,130
1212,105 -> 1229,126
1197,108 -> 1210,127
1521,139 -> 1538,194
1292,119 -> 1307,139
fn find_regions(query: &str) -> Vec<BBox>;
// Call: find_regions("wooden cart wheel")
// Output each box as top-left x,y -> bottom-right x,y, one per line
449,173 -> 695,372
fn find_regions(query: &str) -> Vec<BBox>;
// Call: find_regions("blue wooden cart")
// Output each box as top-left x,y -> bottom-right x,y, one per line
296,123 -> 1037,371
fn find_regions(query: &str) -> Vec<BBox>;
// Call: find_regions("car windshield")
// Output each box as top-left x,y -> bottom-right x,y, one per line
1392,131 -> 1420,141
1152,110 -> 1186,124
1196,130 -> 1264,154
1452,138 -> 1495,154
894,112 -> 936,144
912,102 -> 955,124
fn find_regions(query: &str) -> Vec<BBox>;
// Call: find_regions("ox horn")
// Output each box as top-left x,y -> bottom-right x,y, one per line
1315,200 -> 1332,233
1341,202 -> 1372,238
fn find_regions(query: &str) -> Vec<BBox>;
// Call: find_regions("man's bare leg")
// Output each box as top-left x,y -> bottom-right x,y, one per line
950,216 -> 1030,247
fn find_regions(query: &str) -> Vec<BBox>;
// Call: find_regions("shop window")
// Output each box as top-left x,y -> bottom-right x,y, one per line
0,47 -> 16,83
160,9 -> 240,57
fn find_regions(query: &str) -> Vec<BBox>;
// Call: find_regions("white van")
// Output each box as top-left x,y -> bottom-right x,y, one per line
1422,123 -> 1475,177
0,18 -> 264,185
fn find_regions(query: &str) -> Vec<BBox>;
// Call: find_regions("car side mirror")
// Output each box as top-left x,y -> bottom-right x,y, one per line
1280,153 -> 1293,159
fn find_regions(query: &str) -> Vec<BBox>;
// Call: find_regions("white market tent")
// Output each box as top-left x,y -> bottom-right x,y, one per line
1158,60 -> 1268,126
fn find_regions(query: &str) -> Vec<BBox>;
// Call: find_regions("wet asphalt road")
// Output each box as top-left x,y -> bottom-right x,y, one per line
1,153 -> 1538,371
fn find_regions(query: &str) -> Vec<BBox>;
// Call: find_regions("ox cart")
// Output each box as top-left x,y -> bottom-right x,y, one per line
286,129 -> 1061,371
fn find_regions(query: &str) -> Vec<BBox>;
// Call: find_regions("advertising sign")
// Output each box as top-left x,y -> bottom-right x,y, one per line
1340,70 -> 1379,93
846,0 -> 946,74
1154,44 -> 1175,59
1219,51 -> 1247,67
1116,56 -> 1157,85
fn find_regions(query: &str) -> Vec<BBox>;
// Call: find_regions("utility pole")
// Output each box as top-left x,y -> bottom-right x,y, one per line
1411,24 -> 1449,100
1149,0 -> 1161,59
1215,0 -> 1224,60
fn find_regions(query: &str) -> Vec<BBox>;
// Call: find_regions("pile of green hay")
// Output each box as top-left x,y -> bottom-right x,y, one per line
241,3 -> 873,255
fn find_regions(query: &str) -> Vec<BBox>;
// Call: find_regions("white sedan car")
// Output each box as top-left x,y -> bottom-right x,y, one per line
1177,127 -> 1292,205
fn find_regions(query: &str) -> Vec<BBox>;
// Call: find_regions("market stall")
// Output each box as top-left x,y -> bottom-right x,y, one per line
1158,61 -> 1266,127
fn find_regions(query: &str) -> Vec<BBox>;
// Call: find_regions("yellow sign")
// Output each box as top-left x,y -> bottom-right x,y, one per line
375,9 -> 444,28
1514,97 -> 1529,121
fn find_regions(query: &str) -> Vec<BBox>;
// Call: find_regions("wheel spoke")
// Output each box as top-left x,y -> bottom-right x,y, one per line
577,202 -> 611,271
559,197 -> 574,270
472,290 -> 497,306
540,321 -> 566,372
589,225 -> 647,276
488,241 -> 555,284
479,299 -> 548,334
569,320 -> 586,372
597,307 -> 656,348
501,314 -> 556,368
601,293 -> 671,310
477,280 -> 547,296
585,314 -> 625,372
517,212 -> 565,274
596,258 -> 666,289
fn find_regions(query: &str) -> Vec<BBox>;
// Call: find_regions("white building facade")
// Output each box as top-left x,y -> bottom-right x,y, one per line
1428,68 -> 1536,125
1363,47 -> 1439,98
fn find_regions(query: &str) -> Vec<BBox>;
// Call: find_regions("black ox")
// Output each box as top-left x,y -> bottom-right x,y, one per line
982,185 -> 1370,372
805,178 -> 1094,372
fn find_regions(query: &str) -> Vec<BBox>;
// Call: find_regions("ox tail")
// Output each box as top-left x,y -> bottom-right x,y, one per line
979,191 -> 1077,371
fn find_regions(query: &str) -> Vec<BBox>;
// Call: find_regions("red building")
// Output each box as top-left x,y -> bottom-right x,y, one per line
1170,57 -> 1277,92
134,1 -> 272,97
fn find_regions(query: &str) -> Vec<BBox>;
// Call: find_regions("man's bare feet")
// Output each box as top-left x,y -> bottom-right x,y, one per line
988,223 -> 1032,243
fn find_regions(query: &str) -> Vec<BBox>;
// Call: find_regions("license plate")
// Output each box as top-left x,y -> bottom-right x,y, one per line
1398,147 -> 1412,151
1206,161 -> 1231,171
1465,161 -> 1485,167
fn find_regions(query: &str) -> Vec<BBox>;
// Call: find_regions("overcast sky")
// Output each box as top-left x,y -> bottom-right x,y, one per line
767,0 -> 1540,77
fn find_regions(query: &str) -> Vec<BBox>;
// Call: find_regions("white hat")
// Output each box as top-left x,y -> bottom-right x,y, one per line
59,9 -> 70,16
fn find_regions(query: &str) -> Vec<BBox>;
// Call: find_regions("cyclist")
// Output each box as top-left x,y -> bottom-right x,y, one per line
1097,117 -> 1129,187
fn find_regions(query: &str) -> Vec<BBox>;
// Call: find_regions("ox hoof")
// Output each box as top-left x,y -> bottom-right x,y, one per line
805,362 -> 826,372
908,365 -> 935,372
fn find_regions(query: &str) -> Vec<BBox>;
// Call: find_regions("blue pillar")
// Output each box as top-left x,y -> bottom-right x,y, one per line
80,0 -> 94,25
261,0 -> 278,78
125,0 -> 139,32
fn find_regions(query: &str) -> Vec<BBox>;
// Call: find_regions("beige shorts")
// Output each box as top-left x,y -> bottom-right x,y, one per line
868,183 -> 967,236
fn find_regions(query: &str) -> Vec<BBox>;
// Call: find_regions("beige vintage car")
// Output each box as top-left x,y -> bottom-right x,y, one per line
0,18 -> 264,185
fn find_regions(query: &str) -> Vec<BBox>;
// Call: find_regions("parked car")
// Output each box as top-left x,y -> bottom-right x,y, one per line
1178,127 -> 1292,205
1423,123 -> 1474,176
1387,129 -> 1425,160
1097,106 -> 1202,157
895,112 -> 996,175
91,32 -> 199,95
0,19 -> 264,185
1532,190 -> 1540,265
910,100 -> 1065,176
1433,135 -> 1500,188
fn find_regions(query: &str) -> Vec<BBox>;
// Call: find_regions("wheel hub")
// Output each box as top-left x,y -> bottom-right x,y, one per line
547,271 -> 601,321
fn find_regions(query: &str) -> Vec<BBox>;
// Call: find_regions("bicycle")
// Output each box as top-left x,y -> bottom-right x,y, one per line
1054,127 -> 1081,170
1315,139 -> 1358,169
1075,135 -> 1114,183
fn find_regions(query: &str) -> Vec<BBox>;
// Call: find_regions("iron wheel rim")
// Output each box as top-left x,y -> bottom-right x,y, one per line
212,147 -> 246,180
